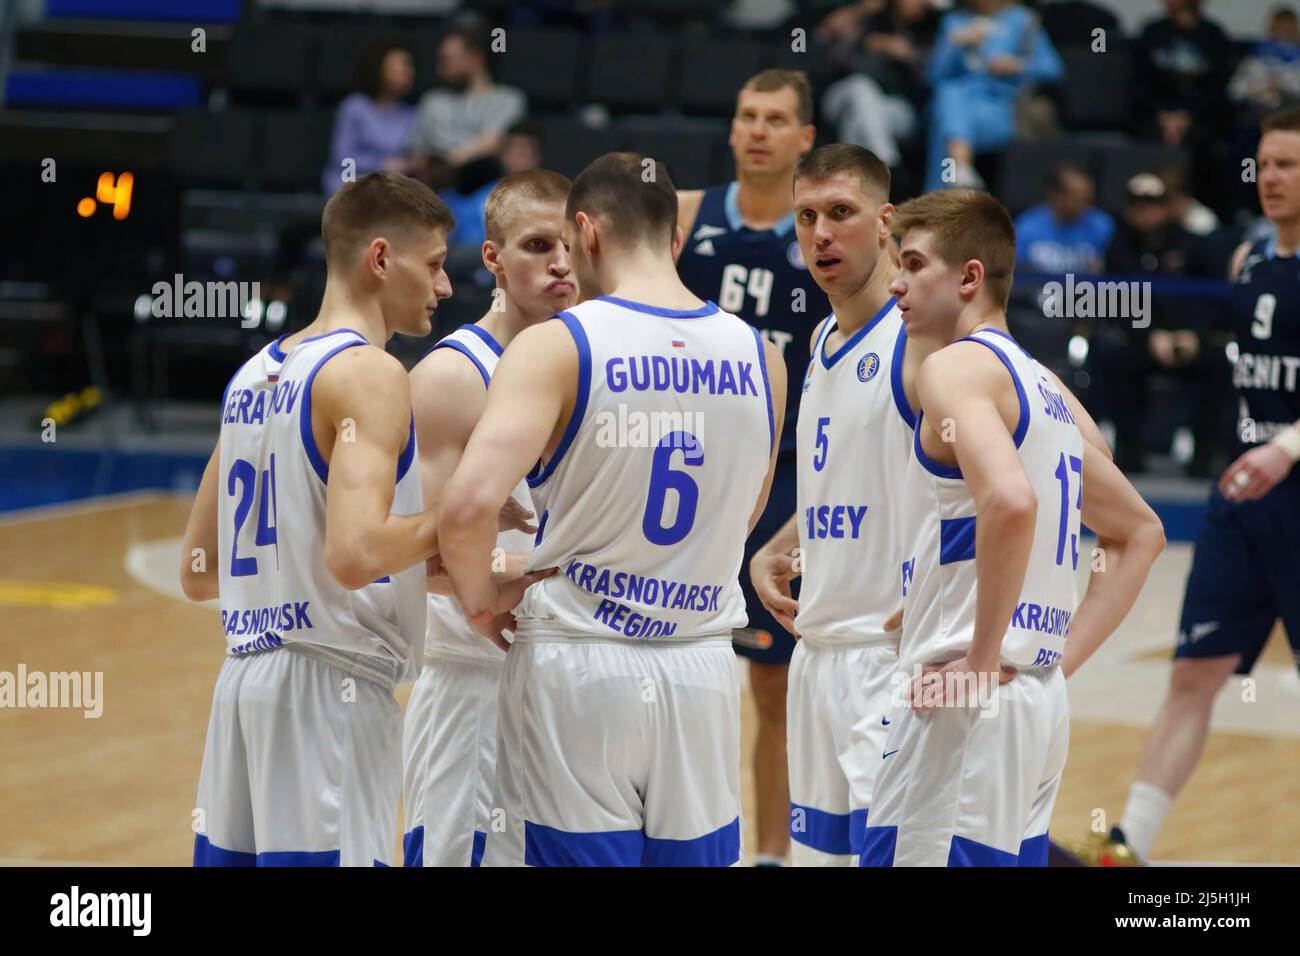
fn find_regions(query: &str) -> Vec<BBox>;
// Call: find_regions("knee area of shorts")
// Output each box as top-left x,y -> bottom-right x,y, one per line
1169,656 -> 1238,698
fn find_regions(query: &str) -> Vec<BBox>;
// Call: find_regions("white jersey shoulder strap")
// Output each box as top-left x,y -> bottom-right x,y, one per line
433,324 -> 506,385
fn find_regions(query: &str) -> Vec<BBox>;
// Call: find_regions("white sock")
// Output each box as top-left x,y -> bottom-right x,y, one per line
1120,781 -> 1173,862
753,854 -> 786,867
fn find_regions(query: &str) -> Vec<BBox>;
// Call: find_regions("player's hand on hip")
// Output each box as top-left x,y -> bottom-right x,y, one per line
906,655 -> 1016,712
468,567 -> 558,649
498,497 -> 538,535
883,606 -> 903,633
1220,444 -> 1293,502
749,548 -> 800,636
471,610 -> 517,652
490,551 -> 533,585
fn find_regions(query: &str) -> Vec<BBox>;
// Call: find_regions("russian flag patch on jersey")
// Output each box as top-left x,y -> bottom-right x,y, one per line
672,340 -> 686,348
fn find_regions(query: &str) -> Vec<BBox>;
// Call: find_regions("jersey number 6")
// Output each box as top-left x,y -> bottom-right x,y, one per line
642,431 -> 704,546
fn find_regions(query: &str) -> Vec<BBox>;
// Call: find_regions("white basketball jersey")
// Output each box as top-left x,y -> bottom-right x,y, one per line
216,328 -> 426,685
898,328 -> 1083,671
795,300 -> 914,644
425,324 -> 534,663
519,295 -> 775,639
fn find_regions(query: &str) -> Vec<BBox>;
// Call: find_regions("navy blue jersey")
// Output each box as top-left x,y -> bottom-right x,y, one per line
677,182 -> 830,456
1231,236 -> 1300,460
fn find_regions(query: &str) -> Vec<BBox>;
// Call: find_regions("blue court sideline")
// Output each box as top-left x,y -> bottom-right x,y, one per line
0,445 -> 208,515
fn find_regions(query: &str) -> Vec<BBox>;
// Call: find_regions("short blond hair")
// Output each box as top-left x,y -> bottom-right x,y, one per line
892,188 -> 1017,309
483,168 -> 571,245
739,68 -> 813,126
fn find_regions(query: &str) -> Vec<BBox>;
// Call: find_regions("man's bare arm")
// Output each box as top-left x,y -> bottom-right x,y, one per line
180,443 -> 221,602
750,512 -> 801,635
412,350 -> 488,596
748,335 -> 788,534
440,321 -> 572,627
921,345 -> 1037,672
314,346 -> 439,590
1062,441 -> 1166,676
677,189 -> 704,247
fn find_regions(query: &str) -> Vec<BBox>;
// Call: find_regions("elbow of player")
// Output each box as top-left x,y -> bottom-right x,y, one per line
438,486 -> 496,540
180,569 -> 217,603
325,544 -> 381,592
1133,511 -> 1167,560
984,487 -> 1037,533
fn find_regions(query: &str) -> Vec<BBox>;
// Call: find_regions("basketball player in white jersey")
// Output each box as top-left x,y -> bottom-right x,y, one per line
401,169 -> 576,867
858,188 -> 1166,866
748,143 -> 930,865
439,152 -> 788,866
180,172 -> 456,866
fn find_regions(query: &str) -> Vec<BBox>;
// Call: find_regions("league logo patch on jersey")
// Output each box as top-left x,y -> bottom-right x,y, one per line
787,241 -> 808,270
857,352 -> 881,383
693,224 -> 727,241
695,239 -> 716,257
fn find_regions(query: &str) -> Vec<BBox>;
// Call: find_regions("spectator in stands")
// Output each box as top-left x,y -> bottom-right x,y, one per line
1158,161 -> 1223,238
441,121 -> 544,250
819,0 -> 940,170
408,21 -> 527,191
1088,172 -> 1230,475
1133,0 -> 1233,150
1229,5 -> 1300,118
321,42 -> 417,196
924,0 -> 1063,190
1014,162 -> 1114,273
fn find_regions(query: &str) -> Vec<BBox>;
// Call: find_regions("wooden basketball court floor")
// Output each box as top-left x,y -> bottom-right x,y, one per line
1,491 -> 1297,866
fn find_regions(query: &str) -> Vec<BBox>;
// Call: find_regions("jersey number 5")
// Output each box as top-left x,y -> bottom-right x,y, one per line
813,416 -> 830,471
643,431 -> 704,546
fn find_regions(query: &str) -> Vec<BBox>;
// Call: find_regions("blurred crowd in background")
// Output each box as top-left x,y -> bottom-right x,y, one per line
2,0 -> 1298,476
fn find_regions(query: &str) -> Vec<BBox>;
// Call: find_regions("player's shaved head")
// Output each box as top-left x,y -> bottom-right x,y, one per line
567,151 -> 678,251
795,143 -> 891,203
892,188 -> 1017,308
322,171 -> 455,267
484,169 -> 572,245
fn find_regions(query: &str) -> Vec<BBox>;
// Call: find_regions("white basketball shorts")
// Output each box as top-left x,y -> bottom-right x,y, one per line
401,653 -> 502,867
787,638 -> 899,866
482,632 -> 743,867
860,664 -> 1069,867
192,644 -> 402,866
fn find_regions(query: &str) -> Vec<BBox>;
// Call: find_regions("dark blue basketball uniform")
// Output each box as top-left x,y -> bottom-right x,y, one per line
677,182 -> 831,664
1176,235 -> 1300,673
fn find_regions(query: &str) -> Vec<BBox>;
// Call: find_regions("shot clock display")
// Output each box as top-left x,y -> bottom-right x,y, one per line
76,171 -> 135,221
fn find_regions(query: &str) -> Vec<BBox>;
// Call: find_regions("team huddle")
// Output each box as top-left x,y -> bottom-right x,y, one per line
176,68 -> 1181,867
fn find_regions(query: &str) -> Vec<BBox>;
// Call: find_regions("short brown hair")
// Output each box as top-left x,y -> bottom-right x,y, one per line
321,171 -> 454,266
566,151 -> 677,251
795,143 -> 891,202
892,189 -> 1017,309
1262,103 -> 1300,134
484,169 -> 572,245
740,69 -> 813,126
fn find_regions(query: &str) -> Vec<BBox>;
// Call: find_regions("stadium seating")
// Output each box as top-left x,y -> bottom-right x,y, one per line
494,29 -> 583,110
584,34 -> 674,112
